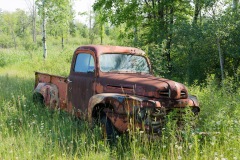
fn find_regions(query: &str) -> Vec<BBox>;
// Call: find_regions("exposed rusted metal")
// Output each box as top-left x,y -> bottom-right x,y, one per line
34,45 -> 200,135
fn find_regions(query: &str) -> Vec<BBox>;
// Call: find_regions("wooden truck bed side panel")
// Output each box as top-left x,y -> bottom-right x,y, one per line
35,72 -> 68,110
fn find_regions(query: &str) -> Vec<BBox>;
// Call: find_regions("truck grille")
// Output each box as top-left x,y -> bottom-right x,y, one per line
180,90 -> 187,98
144,108 -> 188,134
150,108 -> 166,132
158,89 -> 187,99
158,89 -> 170,98
144,108 -> 172,134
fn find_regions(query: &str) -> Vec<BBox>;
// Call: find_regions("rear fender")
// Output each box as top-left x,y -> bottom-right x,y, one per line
34,83 -> 59,109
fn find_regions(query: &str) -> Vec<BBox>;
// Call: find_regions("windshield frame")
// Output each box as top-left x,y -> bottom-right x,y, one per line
99,53 -> 151,74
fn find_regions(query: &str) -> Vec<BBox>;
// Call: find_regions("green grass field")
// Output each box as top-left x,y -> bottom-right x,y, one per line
0,46 -> 240,159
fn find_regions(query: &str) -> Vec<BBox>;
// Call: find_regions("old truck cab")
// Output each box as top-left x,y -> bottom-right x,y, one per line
34,45 -> 200,137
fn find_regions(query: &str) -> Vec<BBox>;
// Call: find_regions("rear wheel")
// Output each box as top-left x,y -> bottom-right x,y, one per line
33,93 -> 44,106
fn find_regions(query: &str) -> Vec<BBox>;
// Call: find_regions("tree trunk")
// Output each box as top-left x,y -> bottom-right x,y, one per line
89,10 -> 92,43
10,25 -> 17,49
233,0 -> 238,11
100,23 -> 103,44
42,0 -> 47,59
32,0 -> 36,43
133,26 -> 138,46
217,37 -> 224,83
193,0 -> 201,24
166,7 -> 174,73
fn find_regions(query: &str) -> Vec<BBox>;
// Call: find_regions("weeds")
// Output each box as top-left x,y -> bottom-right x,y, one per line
0,47 -> 240,159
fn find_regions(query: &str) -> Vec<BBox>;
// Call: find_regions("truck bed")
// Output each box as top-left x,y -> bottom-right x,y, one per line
35,71 -> 68,109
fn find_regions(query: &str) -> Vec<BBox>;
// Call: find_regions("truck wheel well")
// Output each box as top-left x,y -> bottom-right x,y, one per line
33,92 -> 44,105
92,103 -> 113,120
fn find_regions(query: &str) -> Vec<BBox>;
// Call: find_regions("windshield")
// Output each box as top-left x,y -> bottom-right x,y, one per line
99,53 -> 150,73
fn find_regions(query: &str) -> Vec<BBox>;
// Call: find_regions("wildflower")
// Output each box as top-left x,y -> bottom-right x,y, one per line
188,143 -> 192,149
175,144 -> 178,149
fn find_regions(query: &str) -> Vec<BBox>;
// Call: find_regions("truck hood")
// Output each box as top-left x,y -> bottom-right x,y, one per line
95,73 -> 188,99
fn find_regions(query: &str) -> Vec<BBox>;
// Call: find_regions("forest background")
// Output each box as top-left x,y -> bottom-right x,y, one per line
0,0 -> 240,159
1,0 -> 240,85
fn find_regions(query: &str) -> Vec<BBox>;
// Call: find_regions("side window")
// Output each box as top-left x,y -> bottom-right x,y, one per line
74,53 -> 95,73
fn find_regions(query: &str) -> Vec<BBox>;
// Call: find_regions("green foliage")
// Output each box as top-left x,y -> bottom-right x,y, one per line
93,0 -> 240,86
1,45 -> 240,159
0,0 -> 240,158
1,0 -> 239,85
0,33 -> 15,48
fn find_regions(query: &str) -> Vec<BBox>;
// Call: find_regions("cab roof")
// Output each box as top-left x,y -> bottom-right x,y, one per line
75,45 -> 146,56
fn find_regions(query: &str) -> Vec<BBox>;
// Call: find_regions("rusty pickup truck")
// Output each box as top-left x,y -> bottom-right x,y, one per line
33,45 -> 200,138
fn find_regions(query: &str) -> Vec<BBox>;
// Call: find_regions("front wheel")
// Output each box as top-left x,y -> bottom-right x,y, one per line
100,114 -> 119,143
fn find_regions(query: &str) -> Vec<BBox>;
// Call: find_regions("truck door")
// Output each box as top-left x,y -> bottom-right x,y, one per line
68,52 -> 96,117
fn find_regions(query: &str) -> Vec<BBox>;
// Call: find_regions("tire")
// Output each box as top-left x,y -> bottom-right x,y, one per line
33,93 -> 44,106
100,114 -> 119,143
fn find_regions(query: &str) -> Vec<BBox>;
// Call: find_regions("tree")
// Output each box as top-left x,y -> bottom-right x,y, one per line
36,0 -> 74,59
25,0 -> 37,43
93,0 -> 193,75
93,0 -> 240,86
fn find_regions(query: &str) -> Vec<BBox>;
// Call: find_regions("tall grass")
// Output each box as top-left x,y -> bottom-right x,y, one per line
0,46 -> 239,159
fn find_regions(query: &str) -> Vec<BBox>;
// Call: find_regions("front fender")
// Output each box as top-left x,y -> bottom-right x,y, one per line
88,93 -> 150,132
34,83 -> 59,108
88,93 -> 142,118
88,93 -> 200,133
188,95 -> 199,106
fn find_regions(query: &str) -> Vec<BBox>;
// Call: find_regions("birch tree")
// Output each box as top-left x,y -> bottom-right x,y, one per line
36,0 -> 73,59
